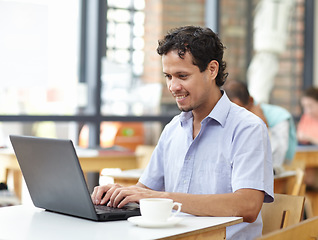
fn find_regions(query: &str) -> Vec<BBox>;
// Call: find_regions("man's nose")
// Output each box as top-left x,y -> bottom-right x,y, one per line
169,77 -> 181,92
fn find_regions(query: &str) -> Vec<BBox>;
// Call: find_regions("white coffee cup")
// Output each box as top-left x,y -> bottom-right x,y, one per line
139,198 -> 182,222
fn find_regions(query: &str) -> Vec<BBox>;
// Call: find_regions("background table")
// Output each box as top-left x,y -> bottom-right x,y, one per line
104,168 -> 143,186
0,205 -> 242,240
294,145 -> 318,168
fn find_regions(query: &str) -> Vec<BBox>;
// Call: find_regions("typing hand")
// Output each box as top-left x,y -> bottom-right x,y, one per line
91,183 -> 123,206
107,185 -> 159,208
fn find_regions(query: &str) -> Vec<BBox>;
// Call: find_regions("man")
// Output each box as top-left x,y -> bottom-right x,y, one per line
223,80 -> 297,174
92,26 -> 274,239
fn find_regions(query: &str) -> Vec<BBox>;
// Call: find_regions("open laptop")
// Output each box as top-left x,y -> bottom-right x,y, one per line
9,135 -> 140,221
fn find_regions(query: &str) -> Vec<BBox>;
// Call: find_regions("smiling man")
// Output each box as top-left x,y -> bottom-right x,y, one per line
92,26 -> 274,240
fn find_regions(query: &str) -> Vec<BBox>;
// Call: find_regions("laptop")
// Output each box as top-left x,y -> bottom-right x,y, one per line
9,135 -> 140,221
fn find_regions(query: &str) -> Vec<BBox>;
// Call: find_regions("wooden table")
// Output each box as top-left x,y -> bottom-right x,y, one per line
294,145 -> 318,167
0,205 -> 243,240
0,148 -> 137,200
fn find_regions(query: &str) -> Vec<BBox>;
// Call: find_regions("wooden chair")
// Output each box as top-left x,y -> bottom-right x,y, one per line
284,162 -> 313,218
261,193 -> 305,235
257,216 -> 318,240
291,168 -> 306,196
135,145 -> 155,169
284,161 -> 306,196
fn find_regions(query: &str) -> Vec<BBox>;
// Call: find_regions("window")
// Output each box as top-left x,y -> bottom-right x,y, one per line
0,0 -> 172,148
106,0 -> 145,76
0,0 -> 81,147
101,0 -> 162,117
0,0 -> 80,116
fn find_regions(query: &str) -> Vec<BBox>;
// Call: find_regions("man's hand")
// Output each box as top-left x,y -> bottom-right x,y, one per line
107,185 -> 159,208
91,183 -> 123,205
91,182 -> 160,208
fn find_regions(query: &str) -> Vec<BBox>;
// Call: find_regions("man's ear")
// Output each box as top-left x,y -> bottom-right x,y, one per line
207,60 -> 219,80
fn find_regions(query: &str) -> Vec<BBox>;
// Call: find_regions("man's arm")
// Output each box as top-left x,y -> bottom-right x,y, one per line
162,188 -> 264,223
92,182 -> 264,223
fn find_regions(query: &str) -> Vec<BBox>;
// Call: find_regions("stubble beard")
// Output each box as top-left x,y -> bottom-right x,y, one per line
178,104 -> 193,113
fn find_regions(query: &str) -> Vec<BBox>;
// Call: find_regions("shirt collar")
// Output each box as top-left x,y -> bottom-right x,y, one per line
207,90 -> 231,127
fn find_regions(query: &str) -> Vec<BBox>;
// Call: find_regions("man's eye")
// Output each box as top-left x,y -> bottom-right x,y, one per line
164,74 -> 172,79
179,75 -> 187,79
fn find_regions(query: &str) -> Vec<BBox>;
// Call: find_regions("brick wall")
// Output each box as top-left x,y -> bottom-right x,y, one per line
271,0 -> 305,117
219,0 -> 250,83
220,0 -> 305,118
142,0 -> 162,84
143,0 -> 205,106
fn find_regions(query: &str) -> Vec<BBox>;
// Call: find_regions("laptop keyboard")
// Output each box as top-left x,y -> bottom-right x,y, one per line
95,203 -> 139,213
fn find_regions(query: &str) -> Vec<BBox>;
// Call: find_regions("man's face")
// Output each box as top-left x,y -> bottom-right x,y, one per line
162,50 -> 216,113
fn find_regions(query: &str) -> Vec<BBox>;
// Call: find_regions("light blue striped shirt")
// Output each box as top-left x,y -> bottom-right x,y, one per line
139,92 -> 274,240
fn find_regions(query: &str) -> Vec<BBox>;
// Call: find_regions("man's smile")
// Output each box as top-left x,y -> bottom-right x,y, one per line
173,93 -> 189,101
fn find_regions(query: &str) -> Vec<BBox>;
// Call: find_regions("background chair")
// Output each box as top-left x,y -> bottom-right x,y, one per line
284,161 -> 314,218
261,193 -> 305,235
291,167 -> 306,196
283,161 -> 306,196
257,215 -> 318,240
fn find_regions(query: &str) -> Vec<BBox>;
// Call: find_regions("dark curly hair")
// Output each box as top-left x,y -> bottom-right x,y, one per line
304,87 -> 318,102
157,26 -> 228,87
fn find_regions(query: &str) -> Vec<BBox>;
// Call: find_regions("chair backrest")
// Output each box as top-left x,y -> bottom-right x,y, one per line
284,161 -> 306,196
261,193 -> 305,235
257,216 -> 318,240
291,168 -> 305,196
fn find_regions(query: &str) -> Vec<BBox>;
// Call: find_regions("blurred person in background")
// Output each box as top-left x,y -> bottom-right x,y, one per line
297,87 -> 318,145
297,87 -> 318,189
223,80 -> 297,174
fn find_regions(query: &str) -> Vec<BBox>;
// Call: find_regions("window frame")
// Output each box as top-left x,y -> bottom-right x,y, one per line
1,0 -> 314,147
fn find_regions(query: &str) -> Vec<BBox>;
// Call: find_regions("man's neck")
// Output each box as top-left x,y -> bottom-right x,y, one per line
192,89 -> 222,124
191,89 -> 223,139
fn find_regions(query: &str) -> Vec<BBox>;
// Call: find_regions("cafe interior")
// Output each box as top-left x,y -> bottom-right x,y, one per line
0,0 -> 318,239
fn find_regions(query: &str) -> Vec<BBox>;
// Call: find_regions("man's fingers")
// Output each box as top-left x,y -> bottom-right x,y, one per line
111,186 -> 150,208
108,187 -> 123,207
91,187 -> 97,202
91,184 -> 121,205
93,184 -> 150,208
101,184 -> 121,205
93,186 -> 107,204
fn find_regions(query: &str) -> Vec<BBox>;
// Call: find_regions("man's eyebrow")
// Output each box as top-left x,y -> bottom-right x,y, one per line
163,71 -> 187,75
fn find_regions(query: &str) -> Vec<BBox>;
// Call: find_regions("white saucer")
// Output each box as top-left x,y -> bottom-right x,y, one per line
127,216 -> 183,228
